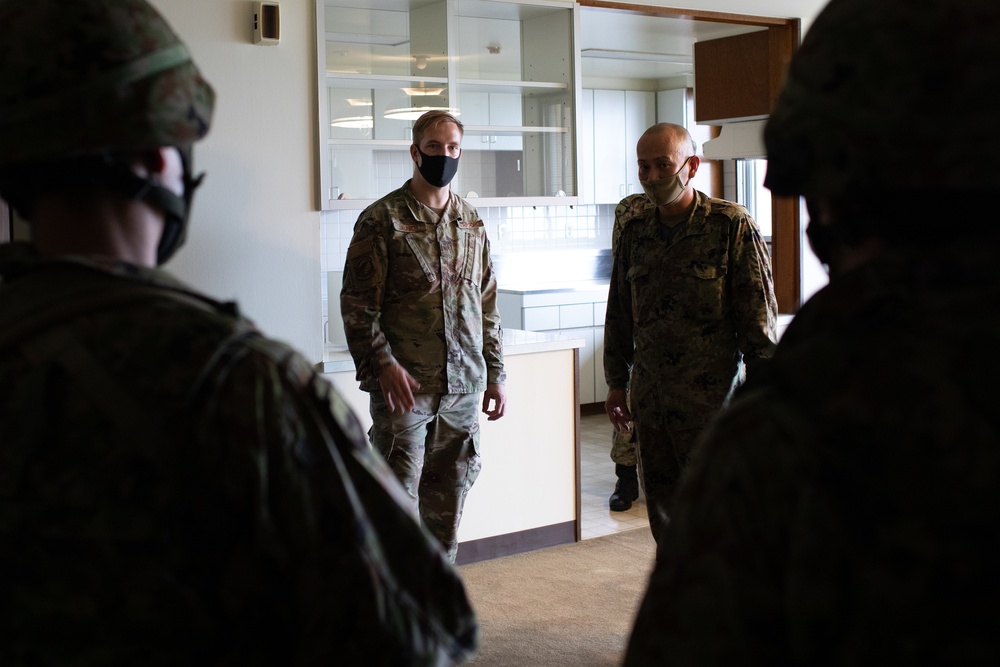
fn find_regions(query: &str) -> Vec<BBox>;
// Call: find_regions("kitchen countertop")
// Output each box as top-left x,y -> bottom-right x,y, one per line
498,279 -> 610,295
320,328 -> 586,374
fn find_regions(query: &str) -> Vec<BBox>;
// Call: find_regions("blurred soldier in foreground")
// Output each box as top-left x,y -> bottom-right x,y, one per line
626,0 -> 1000,663
0,1 -> 476,663
604,124 -> 777,542
341,111 -> 506,564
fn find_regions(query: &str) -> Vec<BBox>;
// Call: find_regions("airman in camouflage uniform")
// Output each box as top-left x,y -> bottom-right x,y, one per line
0,1 -> 477,663
604,123 -> 777,542
625,0 -> 1000,663
607,193 -> 652,511
341,111 -> 506,563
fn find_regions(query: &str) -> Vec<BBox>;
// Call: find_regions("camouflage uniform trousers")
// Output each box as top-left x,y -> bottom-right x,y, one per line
633,420 -> 702,544
369,391 -> 482,563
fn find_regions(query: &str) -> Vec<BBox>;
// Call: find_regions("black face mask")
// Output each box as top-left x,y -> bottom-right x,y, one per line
153,147 -> 205,265
101,147 -> 204,266
416,147 -> 459,188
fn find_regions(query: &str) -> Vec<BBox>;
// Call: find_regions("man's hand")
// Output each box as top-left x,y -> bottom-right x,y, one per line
605,387 -> 632,432
482,383 -> 506,421
378,362 -> 420,414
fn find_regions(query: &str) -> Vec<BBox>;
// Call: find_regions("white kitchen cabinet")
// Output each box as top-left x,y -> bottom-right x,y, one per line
581,89 -> 655,204
459,92 -> 524,151
316,0 -> 577,209
498,286 -> 610,405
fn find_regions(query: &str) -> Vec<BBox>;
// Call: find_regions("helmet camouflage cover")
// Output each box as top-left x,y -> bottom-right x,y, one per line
764,0 -> 1000,198
0,0 -> 214,166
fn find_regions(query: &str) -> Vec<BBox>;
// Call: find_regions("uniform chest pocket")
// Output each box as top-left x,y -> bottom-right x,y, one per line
625,264 -> 652,323
457,220 -> 486,285
389,222 -> 438,292
682,263 -> 727,321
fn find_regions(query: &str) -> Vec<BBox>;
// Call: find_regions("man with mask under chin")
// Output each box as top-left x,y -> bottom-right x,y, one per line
603,122 -> 777,544
341,110 -> 507,564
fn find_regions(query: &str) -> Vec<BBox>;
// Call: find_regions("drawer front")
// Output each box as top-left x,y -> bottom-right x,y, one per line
523,306 -> 561,331
559,303 -> 594,329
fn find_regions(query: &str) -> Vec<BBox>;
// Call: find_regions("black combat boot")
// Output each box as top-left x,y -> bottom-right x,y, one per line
609,463 -> 639,512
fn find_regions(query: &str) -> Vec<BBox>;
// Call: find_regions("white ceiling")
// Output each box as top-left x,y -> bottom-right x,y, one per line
579,7 -> 764,87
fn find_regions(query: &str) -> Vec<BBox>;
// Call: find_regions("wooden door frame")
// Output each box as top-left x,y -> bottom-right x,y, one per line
577,0 -> 802,312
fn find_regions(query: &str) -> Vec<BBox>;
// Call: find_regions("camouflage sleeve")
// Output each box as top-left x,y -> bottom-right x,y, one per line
604,224 -> 635,390
198,338 -> 478,664
728,213 -> 778,372
480,235 -> 506,385
340,213 -> 395,385
624,393 -> 798,665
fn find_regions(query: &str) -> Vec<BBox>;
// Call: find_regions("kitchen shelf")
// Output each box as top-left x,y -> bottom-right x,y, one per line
325,73 -> 449,89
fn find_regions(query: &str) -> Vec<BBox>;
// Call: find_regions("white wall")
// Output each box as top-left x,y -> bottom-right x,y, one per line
151,0 -> 323,360
148,0 -> 829,363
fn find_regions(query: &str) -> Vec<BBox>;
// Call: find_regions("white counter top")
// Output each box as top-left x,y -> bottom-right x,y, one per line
320,328 -> 586,374
498,279 -> 610,296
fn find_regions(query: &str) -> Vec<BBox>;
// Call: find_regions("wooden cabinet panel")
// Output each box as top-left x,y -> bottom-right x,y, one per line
694,29 -> 771,124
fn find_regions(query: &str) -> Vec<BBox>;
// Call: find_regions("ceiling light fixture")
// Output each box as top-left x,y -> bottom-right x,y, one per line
401,86 -> 445,97
330,115 -> 373,128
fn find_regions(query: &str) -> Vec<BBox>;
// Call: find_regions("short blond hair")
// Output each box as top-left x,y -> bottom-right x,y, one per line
412,110 -> 463,147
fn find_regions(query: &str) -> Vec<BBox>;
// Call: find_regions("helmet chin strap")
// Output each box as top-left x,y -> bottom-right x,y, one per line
102,148 -> 205,265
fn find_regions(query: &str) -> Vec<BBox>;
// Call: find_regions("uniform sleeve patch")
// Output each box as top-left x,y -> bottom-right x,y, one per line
346,237 -> 381,288
347,237 -> 374,260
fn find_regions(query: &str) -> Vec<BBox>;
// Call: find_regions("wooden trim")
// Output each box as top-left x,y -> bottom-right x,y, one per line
767,21 -> 802,312
767,20 -> 800,110
576,0 -> 798,28
573,348 -> 582,542
456,521 -> 578,565
772,195 -> 801,312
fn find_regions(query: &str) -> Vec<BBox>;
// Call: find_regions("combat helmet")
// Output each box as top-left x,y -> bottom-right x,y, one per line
764,0 -> 1000,200
0,0 -> 215,264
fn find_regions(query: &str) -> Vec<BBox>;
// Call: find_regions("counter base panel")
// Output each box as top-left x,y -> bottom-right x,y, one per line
455,521 -> 576,566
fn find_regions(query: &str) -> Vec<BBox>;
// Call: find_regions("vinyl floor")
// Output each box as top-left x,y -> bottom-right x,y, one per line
578,412 -> 650,539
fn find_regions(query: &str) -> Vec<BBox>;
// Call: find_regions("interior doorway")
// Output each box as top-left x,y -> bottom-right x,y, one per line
577,1 -> 801,312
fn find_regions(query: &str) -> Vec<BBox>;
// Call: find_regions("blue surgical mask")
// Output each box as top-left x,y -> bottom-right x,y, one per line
416,147 -> 460,188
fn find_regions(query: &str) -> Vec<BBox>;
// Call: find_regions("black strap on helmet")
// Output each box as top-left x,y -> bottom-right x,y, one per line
101,147 -> 205,265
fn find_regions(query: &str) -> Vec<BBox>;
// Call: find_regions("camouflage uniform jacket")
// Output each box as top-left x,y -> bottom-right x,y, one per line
604,190 -> 776,431
625,236 -> 1000,665
341,180 -> 505,394
0,242 -> 477,665
612,192 -> 653,251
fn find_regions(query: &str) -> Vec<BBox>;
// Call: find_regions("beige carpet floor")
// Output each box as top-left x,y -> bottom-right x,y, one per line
458,527 -> 657,666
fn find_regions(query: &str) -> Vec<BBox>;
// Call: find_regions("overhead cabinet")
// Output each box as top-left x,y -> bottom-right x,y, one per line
577,89 -> 655,205
316,0 -> 578,209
